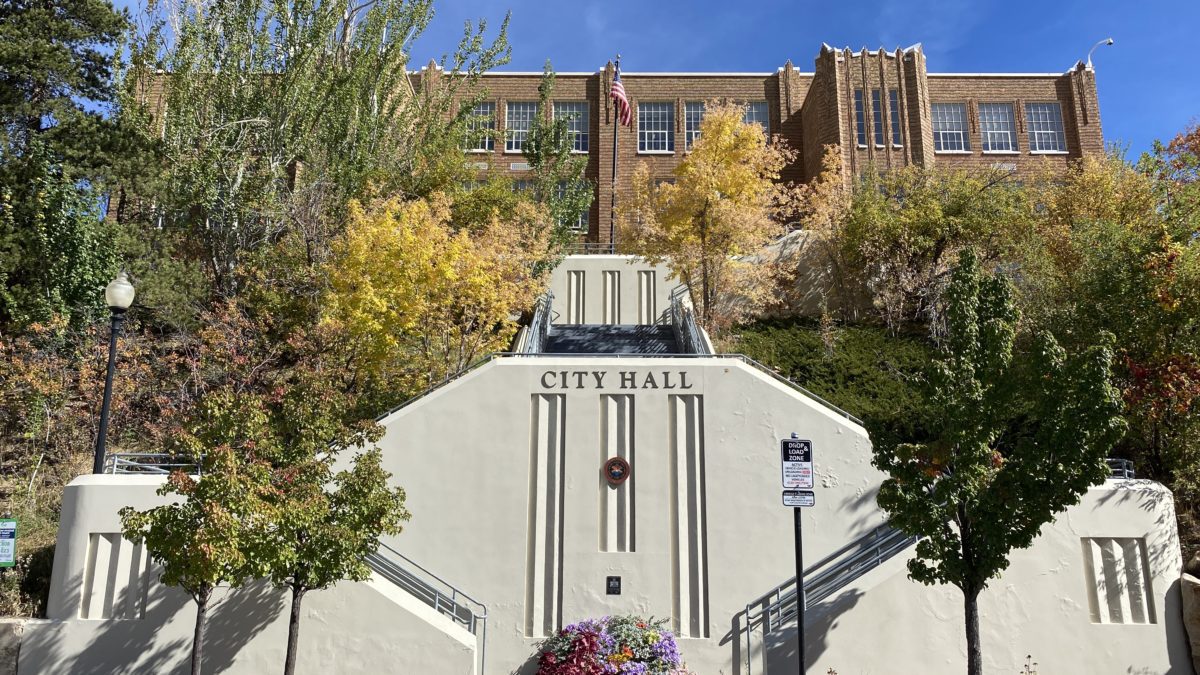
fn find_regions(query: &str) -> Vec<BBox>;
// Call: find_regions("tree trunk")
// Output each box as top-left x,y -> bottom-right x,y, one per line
284,585 -> 307,675
964,584 -> 983,675
191,586 -> 211,675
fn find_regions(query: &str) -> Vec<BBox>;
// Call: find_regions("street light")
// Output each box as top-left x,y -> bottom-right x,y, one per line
93,271 -> 135,474
1086,37 -> 1114,70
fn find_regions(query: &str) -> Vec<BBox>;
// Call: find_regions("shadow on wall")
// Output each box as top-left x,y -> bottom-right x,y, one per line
1094,481 -> 1191,674
21,571 -> 285,674
719,586 -> 865,675
762,588 -> 865,674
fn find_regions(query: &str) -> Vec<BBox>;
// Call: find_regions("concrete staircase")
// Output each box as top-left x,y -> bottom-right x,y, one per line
543,324 -> 678,355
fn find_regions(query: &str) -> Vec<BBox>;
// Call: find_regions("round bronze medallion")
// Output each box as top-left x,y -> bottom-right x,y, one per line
604,457 -> 631,486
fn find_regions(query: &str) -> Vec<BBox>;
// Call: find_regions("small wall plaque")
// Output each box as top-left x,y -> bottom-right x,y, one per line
606,576 -> 621,595
604,457 -> 631,486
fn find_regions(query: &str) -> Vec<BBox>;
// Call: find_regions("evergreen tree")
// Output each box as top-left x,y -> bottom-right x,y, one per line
0,0 -> 128,169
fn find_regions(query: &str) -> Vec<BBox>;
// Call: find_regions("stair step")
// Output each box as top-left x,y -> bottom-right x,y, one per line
544,324 -> 678,355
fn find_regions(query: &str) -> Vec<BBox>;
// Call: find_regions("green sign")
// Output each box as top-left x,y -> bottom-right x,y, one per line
0,519 -> 16,568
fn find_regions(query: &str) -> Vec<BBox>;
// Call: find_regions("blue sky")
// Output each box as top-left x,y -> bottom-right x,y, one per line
401,0 -> 1200,157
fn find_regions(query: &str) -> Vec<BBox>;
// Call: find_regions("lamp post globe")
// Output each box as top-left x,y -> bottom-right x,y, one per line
93,271 -> 135,474
104,271 -> 135,311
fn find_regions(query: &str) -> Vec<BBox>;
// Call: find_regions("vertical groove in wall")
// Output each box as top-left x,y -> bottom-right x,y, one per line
566,271 -> 586,324
637,271 -> 656,324
599,395 -> 635,552
602,271 -> 620,325
669,394 -> 709,638
1081,537 -> 1156,624
526,394 -> 566,637
81,533 -> 149,620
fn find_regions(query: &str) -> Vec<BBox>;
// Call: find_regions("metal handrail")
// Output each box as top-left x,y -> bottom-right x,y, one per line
366,543 -> 488,673
562,242 -> 617,255
105,453 -> 200,475
742,524 -> 918,674
518,292 -> 554,354
668,288 -> 713,355
1108,458 -> 1136,479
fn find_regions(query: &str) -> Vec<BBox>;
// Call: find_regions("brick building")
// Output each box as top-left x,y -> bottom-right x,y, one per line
419,43 -> 1104,247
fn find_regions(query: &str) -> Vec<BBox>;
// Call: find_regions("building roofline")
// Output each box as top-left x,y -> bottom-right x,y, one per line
480,71 -> 597,76
621,71 -> 778,77
927,72 -> 1066,78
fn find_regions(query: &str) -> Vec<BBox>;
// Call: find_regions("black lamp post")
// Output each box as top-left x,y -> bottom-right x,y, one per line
93,271 -> 135,474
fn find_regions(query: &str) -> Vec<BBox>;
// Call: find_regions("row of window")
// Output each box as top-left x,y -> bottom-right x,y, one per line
853,89 -> 903,148
931,101 -> 1067,154
464,100 -> 771,155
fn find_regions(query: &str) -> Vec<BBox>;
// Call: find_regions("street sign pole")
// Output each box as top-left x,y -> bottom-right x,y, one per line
794,505 -> 805,675
780,435 -> 813,675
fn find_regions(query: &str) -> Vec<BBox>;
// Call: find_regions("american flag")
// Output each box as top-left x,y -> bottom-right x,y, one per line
610,66 -> 631,127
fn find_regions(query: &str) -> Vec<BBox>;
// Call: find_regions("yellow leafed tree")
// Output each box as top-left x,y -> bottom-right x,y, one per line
619,100 -> 798,331
323,193 -> 547,396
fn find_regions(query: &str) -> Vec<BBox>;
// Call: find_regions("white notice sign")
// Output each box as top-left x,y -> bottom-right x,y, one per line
0,519 -> 15,568
781,439 -> 814,489
782,490 -> 816,508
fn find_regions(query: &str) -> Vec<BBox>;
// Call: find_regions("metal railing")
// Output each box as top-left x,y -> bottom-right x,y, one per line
668,288 -> 713,355
561,242 -> 617,255
105,453 -> 200,475
1108,458 -> 1136,479
366,543 -> 488,673
742,524 -> 918,674
516,292 -> 554,354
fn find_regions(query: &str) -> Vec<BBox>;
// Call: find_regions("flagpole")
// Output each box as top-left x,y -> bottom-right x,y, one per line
609,54 -> 621,254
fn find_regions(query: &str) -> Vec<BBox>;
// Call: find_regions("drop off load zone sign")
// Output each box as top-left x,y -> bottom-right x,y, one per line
781,439 -> 814,489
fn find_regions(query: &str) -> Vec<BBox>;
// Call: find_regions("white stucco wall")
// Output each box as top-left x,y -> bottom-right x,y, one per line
547,255 -> 682,325
29,355 -> 1189,674
779,481 -> 1188,674
371,356 -> 1187,674
23,476 -> 476,675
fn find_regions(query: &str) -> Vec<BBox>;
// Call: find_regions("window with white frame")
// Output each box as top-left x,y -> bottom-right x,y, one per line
979,103 -> 1017,152
1025,102 -> 1066,153
743,101 -> 769,135
555,181 -> 589,232
932,103 -> 970,152
465,102 -> 495,152
553,101 -> 589,152
684,102 -> 705,149
889,89 -> 902,146
854,90 -> 867,147
871,90 -> 885,147
638,102 -> 674,153
505,101 -> 538,153
513,179 -> 534,193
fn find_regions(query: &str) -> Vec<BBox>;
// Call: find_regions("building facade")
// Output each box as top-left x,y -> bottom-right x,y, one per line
422,43 -> 1103,247
21,257 -> 1186,674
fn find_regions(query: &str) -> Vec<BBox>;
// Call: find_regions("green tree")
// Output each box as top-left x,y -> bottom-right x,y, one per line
871,250 -> 1125,675
117,0 -> 511,306
119,447 -> 277,675
0,0 -> 127,168
0,145 -> 118,329
271,446 -> 409,675
522,62 -> 593,262
841,164 -> 1029,329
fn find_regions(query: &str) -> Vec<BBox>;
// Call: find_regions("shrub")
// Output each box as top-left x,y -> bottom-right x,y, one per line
536,615 -> 685,675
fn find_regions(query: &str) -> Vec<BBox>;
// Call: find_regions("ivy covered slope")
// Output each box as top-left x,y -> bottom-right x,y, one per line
724,318 -> 934,437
